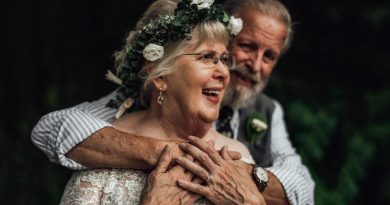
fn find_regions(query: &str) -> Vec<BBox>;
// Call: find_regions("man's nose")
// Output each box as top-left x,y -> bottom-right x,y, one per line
246,51 -> 263,74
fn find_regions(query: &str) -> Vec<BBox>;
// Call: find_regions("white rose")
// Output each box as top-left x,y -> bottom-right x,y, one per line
251,119 -> 268,132
191,0 -> 214,10
229,16 -> 243,36
143,43 -> 164,61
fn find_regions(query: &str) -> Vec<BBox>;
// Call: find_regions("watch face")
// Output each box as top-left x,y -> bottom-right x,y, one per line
255,167 -> 268,182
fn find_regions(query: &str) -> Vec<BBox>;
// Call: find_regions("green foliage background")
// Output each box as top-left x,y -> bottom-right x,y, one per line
1,0 -> 389,204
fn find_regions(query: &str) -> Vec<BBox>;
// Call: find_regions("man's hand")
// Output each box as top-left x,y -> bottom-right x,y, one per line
66,127 -> 183,169
175,137 -> 266,205
141,145 -> 201,205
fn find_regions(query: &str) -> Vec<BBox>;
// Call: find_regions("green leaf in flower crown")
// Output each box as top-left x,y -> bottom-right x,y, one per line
222,13 -> 230,23
176,10 -> 184,18
245,112 -> 268,145
172,19 -> 182,26
181,15 -> 189,22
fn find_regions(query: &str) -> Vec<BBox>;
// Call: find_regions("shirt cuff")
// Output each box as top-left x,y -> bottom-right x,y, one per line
52,111 -> 113,170
266,165 -> 315,205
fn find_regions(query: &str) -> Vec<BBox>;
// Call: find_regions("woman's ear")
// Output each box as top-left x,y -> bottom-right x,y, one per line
151,77 -> 167,91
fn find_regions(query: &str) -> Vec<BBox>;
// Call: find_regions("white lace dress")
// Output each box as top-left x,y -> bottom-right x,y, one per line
59,157 -> 255,205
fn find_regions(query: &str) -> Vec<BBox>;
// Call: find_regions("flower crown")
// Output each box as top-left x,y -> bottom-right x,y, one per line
106,0 -> 243,113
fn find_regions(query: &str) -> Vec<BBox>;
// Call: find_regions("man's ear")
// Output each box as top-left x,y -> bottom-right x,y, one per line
151,76 -> 167,91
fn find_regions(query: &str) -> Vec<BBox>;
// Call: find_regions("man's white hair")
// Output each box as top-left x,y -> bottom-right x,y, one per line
223,0 -> 293,54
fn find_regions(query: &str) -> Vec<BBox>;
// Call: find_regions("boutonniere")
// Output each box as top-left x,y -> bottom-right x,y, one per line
246,112 -> 268,145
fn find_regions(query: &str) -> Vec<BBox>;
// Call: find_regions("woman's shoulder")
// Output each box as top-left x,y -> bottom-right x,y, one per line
112,111 -> 145,133
212,130 -> 251,159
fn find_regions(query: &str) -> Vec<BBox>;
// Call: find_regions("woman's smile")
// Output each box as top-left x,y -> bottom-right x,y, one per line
202,87 -> 223,103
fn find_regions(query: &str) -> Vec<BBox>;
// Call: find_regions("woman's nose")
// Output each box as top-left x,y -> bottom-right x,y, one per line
213,61 -> 230,80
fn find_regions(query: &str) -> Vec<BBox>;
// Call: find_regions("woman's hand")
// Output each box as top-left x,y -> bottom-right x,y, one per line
176,137 -> 266,205
141,145 -> 201,205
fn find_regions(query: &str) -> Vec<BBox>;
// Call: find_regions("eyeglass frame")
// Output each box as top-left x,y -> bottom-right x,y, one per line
181,50 -> 236,69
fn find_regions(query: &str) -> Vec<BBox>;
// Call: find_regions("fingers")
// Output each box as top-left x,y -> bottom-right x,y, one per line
192,176 -> 203,184
177,179 -> 210,198
227,150 -> 241,160
179,192 -> 202,205
184,153 -> 194,161
186,136 -> 223,165
220,145 -> 242,161
176,156 -> 210,181
189,136 -> 223,165
207,139 -> 215,148
179,142 -> 217,171
170,154 -> 195,180
170,165 -> 193,181
220,145 -> 231,160
154,145 -> 173,173
170,141 -> 186,157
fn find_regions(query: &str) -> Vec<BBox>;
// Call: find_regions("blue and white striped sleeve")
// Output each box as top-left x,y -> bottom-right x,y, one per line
31,92 -> 117,170
265,101 -> 315,205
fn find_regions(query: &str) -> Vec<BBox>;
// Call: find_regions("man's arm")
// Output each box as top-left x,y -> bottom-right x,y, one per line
31,92 -> 117,169
66,127 -> 173,169
240,162 -> 290,205
266,101 -> 315,205
31,91 -> 173,170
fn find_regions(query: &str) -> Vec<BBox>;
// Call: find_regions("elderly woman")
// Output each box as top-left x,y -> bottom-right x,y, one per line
60,0 -> 258,204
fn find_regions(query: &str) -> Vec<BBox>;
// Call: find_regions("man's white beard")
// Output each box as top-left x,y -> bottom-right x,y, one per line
222,65 -> 268,109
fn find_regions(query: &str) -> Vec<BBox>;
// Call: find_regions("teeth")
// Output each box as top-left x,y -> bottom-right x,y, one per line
202,89 -> 220,95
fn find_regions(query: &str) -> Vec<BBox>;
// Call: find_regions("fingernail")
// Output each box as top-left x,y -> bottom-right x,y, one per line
188,136 -> 195,140
165,144 -> 171,150
179,143 -> 186,148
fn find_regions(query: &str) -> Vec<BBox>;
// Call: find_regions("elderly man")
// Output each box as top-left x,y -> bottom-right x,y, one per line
31,0 -> 314,204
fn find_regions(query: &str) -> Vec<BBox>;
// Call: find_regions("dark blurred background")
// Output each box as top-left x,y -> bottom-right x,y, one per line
1,0 -> 389,204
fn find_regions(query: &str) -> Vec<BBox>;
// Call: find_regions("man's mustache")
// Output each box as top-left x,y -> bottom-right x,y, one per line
229,65 -> 261,85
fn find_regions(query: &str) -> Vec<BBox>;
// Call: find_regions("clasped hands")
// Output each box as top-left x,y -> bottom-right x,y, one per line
141,136 -> 265,205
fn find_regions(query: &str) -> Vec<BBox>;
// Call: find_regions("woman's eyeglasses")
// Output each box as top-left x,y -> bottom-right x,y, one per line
182,51 -> 235,69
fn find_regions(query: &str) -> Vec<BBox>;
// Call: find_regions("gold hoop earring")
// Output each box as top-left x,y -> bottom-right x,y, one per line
157,88 -> 164,105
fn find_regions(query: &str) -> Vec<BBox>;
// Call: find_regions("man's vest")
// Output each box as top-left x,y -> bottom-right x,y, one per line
237,94 -> 275,167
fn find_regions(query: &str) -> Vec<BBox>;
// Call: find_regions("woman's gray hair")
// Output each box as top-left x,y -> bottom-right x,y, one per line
223,0 -> 293,54
113,0 -> 229,106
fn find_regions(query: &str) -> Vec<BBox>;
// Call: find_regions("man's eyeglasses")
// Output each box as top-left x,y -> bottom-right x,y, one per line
182,51 -> 235,69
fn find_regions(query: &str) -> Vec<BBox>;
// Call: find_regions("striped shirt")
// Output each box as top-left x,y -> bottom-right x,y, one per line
31,91 -> 314,205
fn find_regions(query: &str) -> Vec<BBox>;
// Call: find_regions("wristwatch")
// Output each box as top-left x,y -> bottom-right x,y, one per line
253,166 -> 268,192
